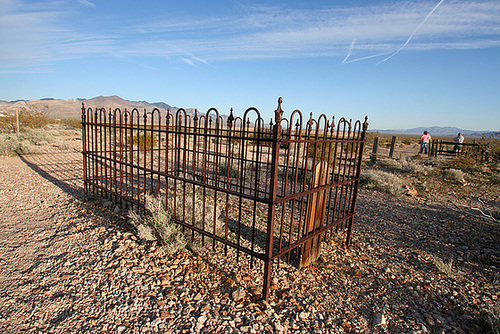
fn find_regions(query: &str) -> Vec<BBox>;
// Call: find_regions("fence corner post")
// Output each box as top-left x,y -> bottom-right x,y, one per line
263,97 -> 284,301
81,102 -> 88,202
346,116 -> 368,247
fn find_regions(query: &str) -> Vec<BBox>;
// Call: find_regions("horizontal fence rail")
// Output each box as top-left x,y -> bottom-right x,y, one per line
81,97 -> 368,300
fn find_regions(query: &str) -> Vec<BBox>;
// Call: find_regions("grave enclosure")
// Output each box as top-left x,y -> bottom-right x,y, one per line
82,98 -> 368,300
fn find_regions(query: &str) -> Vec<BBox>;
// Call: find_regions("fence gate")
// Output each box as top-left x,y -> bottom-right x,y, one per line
82,97 -> 368,300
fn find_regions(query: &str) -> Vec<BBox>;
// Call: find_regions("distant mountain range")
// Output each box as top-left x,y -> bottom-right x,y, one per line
0,95 -> 193,120
372,127 -> 498,138
0,96 -> 497,137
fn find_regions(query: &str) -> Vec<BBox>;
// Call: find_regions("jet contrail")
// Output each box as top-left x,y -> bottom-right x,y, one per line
342,40 -> 356,63
344,52 -> 390,64
379,0 -> 445,64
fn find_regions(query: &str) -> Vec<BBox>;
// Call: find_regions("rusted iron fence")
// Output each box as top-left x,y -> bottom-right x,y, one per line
82,98 -> 368,300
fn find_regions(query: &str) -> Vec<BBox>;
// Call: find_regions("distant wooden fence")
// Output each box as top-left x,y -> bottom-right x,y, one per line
370,136 -> 401,162
429,140 -> 482,159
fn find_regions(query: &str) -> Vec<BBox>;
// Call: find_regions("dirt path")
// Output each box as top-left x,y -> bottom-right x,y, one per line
0,148 -> 499,333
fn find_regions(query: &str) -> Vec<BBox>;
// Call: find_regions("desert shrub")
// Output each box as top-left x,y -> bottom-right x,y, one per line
0,135 -> 20,155
59,118 -> 82,129
132,132 -> 158,149
450,155 -> 477,171
402,138 -> 413,145
377,158 -> 403,170
167,180 -> 224,237
18,103 -> 51,130
309,141 -> 358,166
128,194 -> 187,254
434,258 -> 453,276
402,161 -> 430,175
360,170 -> 405,196
18,128 -> 55,146
246,161 -> 258,171
0,103 -> 53,134
18,140 -> 34,154
412,154 -> 424,162
0,129 -> 55,156
219,161 -> 240,178
444,168 -> 466,182
0,115 -> 16,133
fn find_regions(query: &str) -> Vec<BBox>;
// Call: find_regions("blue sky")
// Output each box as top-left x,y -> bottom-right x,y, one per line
1,0 -> 499,131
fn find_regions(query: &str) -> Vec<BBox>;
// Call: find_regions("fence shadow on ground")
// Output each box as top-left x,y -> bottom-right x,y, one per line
18,147 -> 84,201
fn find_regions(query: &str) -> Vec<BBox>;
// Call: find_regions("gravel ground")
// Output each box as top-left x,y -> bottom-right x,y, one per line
0,146 -> 499,333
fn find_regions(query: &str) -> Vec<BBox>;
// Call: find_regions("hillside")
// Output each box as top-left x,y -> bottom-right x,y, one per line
0,96 -> 179,120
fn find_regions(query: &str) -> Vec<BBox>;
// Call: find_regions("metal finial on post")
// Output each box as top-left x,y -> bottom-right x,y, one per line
274,97 -> 284,124
193,109 -> 199,125
363,116 -> 369,132
227,108 -> 234,128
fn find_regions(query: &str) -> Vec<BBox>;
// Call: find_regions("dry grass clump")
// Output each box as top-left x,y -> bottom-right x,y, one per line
128,194 -> 187,254
0,136 -> 20,156
0,129 -> 56,156
360,170 -> 405,196
401,161 -> 431,175
450,155 -> 478,172
434,258 -> 454,277
167,181 -> 224,237
444,168 -> 467,182
0,103 -> 51,133
376,158 -> 403,170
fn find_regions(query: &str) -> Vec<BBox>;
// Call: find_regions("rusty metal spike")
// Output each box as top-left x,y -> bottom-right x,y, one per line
363,116 -> 369,131
227,108 -> 234,127
274,97 -> 284,124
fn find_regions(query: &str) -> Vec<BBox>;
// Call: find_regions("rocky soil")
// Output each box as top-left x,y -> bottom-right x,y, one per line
0,144 -> 499,333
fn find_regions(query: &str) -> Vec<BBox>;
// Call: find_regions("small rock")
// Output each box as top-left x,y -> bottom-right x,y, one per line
232,287 -> 246,301
196,315 -> 207,331
274,322 -> 285,332
373,312 -> 386,326
299,311 -> 310,320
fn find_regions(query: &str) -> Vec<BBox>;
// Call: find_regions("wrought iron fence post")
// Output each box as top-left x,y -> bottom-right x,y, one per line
81,103 -> 88,201
346,116 -> 368,247
263,97 -> 283,301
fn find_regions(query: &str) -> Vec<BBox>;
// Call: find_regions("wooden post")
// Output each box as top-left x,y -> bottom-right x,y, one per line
371,137 -> 379,162
15,107 -> 19,136
300,162 -> 329,268
389,136 -> 396,158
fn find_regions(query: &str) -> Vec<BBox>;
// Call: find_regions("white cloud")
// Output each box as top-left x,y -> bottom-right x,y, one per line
127,0 -> 500,63
78,0 -> 96,8
0,0 -> 499,70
